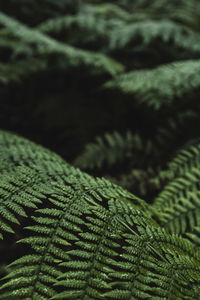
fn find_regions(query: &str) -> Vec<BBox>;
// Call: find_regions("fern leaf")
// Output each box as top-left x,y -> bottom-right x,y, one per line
74,131 -> 159,171
74,131 -> 136,170
0,130 -> 75,181
0,131 -> 200,299
104,60 -> 200,110
53,199 -> 200,300
0,166 -> 53,237
0,186 -> 87,299
152,141 -> 200,235
109,19 -> 200,55
0,12 -> 124,77
38,12 -> 110,49
167,140 -> 200,178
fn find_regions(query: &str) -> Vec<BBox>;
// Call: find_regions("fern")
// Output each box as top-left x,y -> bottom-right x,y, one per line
74,131 -> 136,170
2,0 -> 200,298
0,131 -> 200,299
104,59 -> 200,110
0,166 -> 53,238
120,0 -> 200,27
0,11 -> 124,83
74,130 -> 161,171
109,19 -> 200,54
38,12 -> 111,49
152,139 -> 200,237
166,139 -> 200,177
38,10 -> 200,59
53,207 -> 200,300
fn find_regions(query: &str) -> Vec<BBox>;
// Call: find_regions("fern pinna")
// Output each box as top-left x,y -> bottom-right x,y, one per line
0,130 -> 199,299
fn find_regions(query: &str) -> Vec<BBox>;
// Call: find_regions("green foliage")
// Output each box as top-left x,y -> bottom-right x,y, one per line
74,131 -> 161,172
152,139 -> 200,238
0,131 -> 200,299
74,131 -> 137,169
108,19 -> 200,54
0,11 -> 123,84
1,0 -> 200,298
1,0 -> 200,174
104,60 -> 200,110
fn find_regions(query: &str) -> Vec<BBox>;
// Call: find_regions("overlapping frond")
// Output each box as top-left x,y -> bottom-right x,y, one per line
167,139 -> 200,177
38,9 -> 200,60
104,227 -> 200,300
0,183 -> 92,299
0,130 -> 73,180
74,131 -> 136,170
109,19 -> 200,55
0,131 -> 146,299
74,131 -> 161,171
0,11 -> 123,84
104,60 -> 200,110
1,0 -> 200,298
0,194 -> 150,300
52,199 -> 200,300
152,141 -> 200,236
0,166 -> 53,239
0,130 -> 145,210
38,12 -> 111,48
122,0 -> 199,27
0,131 -> 200,299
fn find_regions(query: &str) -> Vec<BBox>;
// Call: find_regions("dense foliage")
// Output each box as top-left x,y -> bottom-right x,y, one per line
1,0 -> 200,299
0,131 -> 200,299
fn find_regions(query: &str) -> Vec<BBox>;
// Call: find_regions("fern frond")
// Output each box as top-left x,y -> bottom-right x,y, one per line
0,130 -> 71,177
154,190 -> 200,235
38,12 -> 111,49
53,199 -> 200,300
74,130 -> 161,171
0,59 -> 47,84
0,11 -> 124,77
0,166 -> 54,238
74,131 -> 136,170
152,141 -> 200,235
0,130 -> 146,210
0,131 -> 200,299
0,29 -> 33,57
109,19 -> 200,55
0,177 -> 147,299
167,139 -> 200,178
186,227 -> 200,248
82,3 -> 132,21
104,60 -> 200,110
126,0 -> 199,28
62,172 -> 144,209
0,130 -> 147,237
104,228 -> 200,299
0,186 -> 90,299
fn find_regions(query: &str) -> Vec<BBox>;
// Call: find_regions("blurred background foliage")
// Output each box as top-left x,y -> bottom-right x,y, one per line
0,0 -> 200,203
